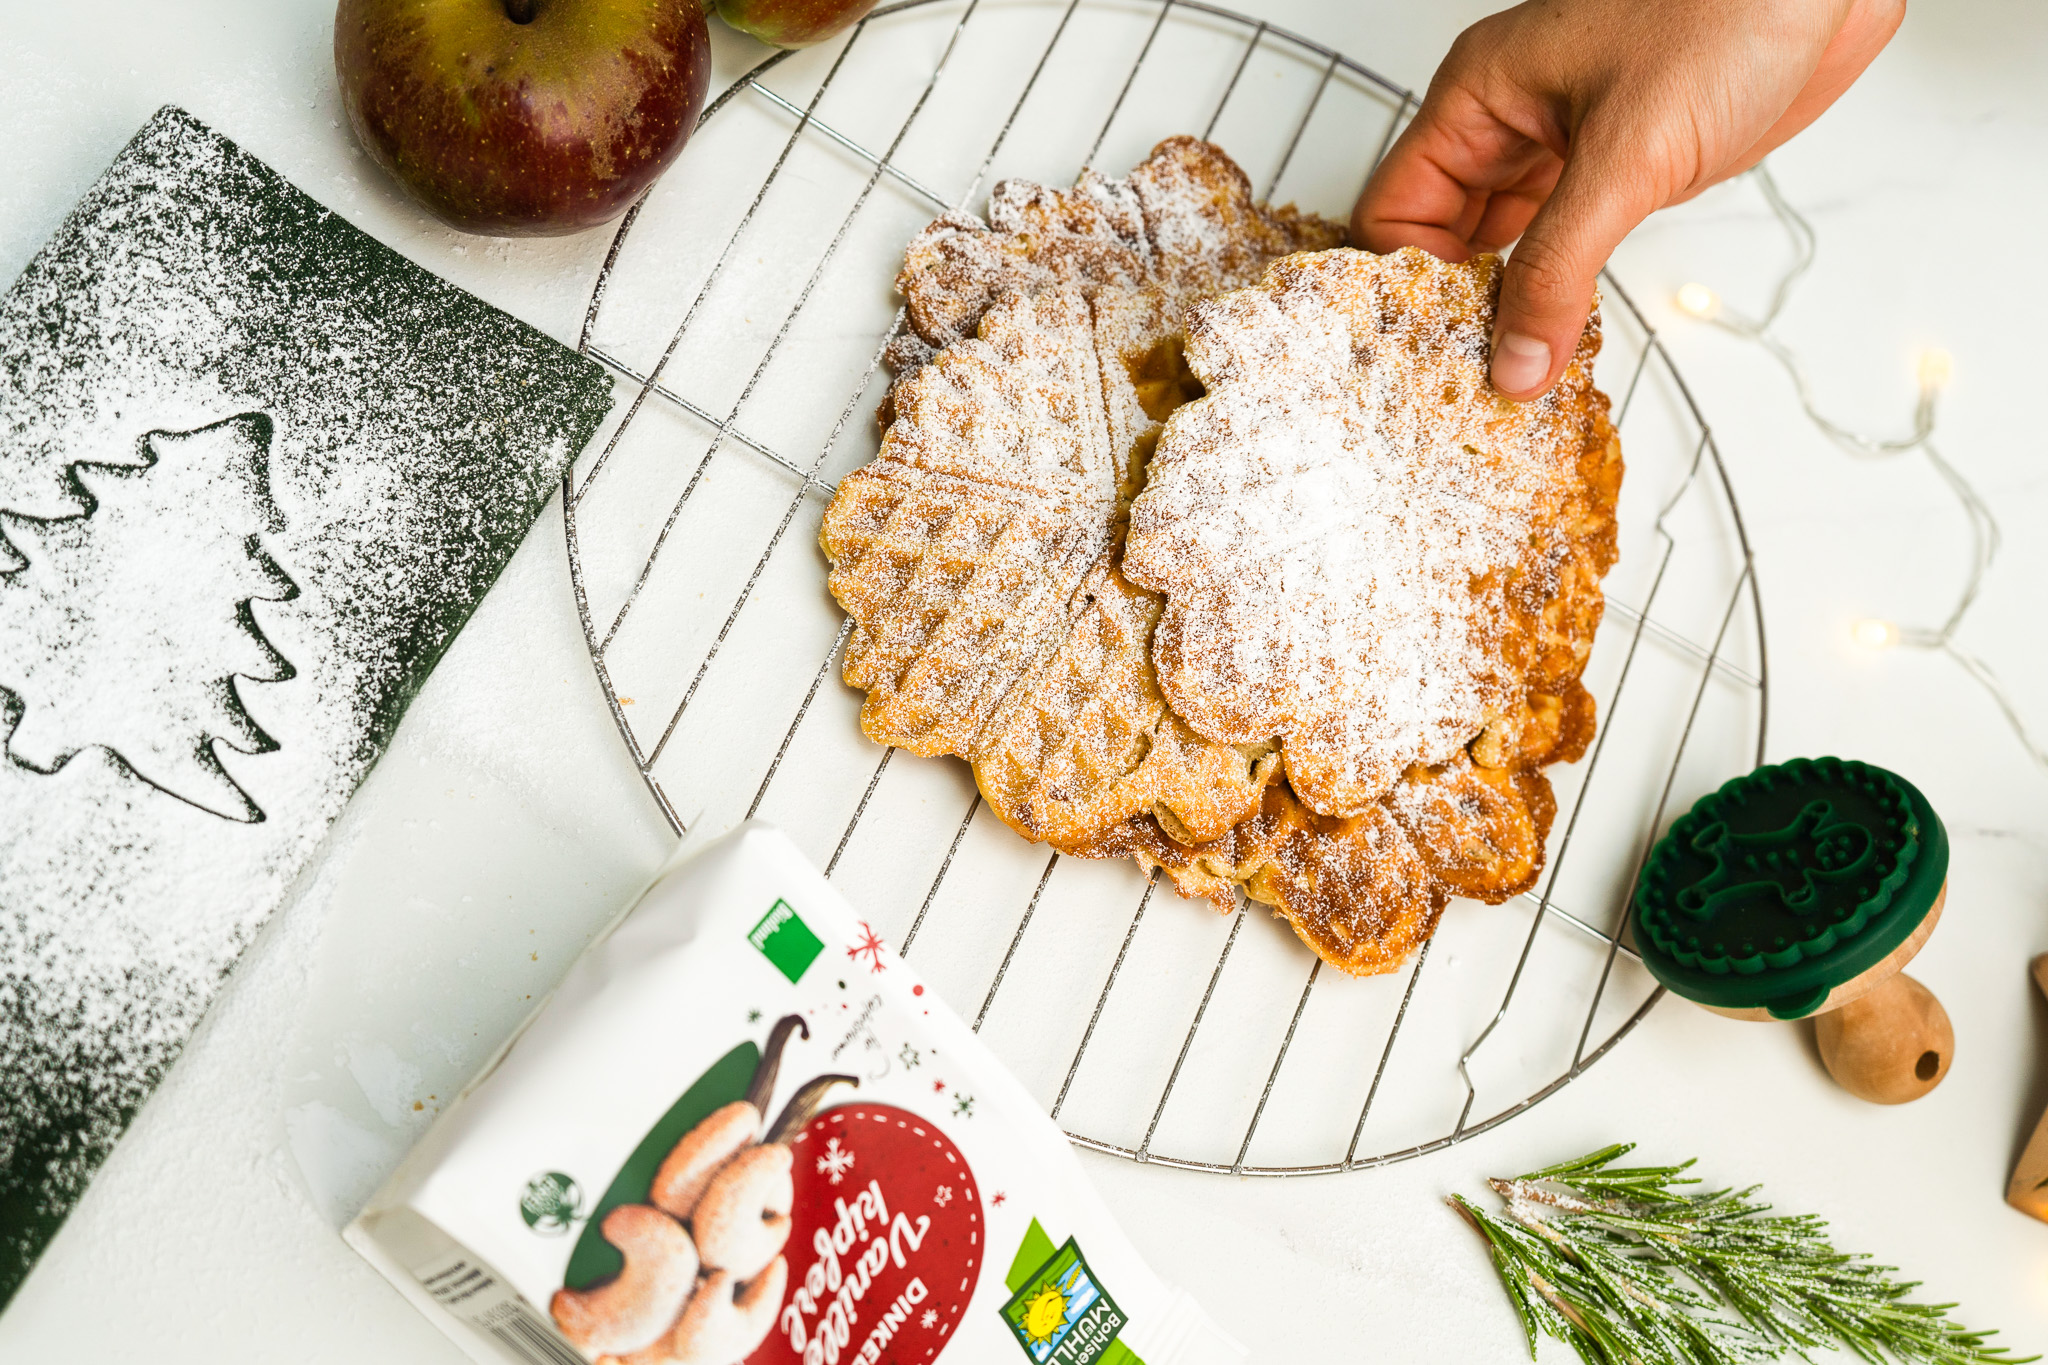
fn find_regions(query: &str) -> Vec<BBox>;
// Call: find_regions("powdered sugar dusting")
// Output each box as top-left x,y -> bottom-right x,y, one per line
825,286 -> 1122,760
2,416 -> 295,822
1126,247 -> 1606,816
892,136 -> 1345,371
0,106 -> 612,1299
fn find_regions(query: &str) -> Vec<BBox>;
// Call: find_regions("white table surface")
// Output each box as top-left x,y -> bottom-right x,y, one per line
2,0 -> 2045,1360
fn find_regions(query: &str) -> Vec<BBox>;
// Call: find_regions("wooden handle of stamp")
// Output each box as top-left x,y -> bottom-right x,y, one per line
2005,955 -> 2048,1222
1815,971 -> 1953,1104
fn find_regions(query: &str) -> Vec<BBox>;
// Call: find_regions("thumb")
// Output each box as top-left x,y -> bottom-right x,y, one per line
1489,130 -> 1657,400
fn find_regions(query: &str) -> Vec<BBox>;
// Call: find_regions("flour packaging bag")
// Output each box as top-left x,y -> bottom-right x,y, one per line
347,823 -> 1244,1365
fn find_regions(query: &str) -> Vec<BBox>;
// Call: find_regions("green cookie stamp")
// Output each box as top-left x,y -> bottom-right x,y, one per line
1633,757 -> 1947,1020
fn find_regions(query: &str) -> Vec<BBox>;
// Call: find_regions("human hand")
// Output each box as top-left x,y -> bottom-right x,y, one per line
1352,0 -> 1903,399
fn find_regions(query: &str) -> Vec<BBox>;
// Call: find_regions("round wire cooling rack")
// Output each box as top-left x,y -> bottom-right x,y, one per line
560,0 -> 1770,1176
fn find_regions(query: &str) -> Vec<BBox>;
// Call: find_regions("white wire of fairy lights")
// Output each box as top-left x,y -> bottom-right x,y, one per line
1671,162 -> 2048,774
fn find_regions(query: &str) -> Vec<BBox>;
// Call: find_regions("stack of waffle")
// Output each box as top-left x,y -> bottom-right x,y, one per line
821,139 -> 1620,975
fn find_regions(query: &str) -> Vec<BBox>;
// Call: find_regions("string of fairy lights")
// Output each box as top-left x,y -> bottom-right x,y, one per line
1668,162 -> 2046,774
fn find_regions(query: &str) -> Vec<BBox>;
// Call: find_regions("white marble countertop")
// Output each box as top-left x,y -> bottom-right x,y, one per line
1,0 -> 2044,1360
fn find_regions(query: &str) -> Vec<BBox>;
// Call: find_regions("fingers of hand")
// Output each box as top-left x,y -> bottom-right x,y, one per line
1491,126 -> 1660,398
1353,0 -> 1887,398
1352,78 -> 1560,258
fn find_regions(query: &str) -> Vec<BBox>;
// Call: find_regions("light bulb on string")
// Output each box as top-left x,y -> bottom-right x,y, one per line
1916,348 -> 1953,392
1675,282 -> 1721,320
1851,618 -> 1900,650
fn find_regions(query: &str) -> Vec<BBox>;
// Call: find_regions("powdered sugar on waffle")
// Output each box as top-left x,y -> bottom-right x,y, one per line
1126,247 -> 1595,817
893,136 -> 1346,362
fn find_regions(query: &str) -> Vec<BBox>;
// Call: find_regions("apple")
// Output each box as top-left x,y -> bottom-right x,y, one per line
712,0 -> 878,49
335,0 -> 712,237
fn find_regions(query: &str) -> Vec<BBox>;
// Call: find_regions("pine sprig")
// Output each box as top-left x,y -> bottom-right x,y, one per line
1453,1143 -> 2035,1365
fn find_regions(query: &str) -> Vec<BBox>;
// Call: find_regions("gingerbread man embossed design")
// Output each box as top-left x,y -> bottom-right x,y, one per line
1673,800 -> 1877,918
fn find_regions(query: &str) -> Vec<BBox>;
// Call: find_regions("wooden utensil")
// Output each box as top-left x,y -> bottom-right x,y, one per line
1815,970 -> 1953,1104
2005,954 -> 2048,1222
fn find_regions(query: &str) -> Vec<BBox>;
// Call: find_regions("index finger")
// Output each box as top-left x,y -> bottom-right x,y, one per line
1352,91 -> 1560,259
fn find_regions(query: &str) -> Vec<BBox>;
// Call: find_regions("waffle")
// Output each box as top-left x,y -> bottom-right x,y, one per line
829,138 -> 1341,848
826,150 -> 1618,977
1112,246 -> 1617,967
1126,246 -> 1620,817
823,283 -> 1281,854
1124,704 -> 1583,972
824,287 -> 1119,758
1135,782 -> 1449,976
879,135 -> 1345,423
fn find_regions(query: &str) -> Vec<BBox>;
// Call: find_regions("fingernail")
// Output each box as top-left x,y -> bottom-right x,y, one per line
1491,332 -> 1550,396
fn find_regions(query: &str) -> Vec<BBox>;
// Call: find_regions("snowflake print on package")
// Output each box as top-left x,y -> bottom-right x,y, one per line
0,107 -> 613,1308
817,1137 -> 857,1185
847,921 -> 888,973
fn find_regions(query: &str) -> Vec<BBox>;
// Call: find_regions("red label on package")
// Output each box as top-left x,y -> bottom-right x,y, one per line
752,1105 -> 983,1365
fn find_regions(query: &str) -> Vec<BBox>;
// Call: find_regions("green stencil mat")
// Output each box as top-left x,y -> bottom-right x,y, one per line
0,106 -> 614,1308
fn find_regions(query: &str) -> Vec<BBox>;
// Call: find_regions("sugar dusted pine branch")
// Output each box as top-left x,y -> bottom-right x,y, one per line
1452,1144 -> 2034,1365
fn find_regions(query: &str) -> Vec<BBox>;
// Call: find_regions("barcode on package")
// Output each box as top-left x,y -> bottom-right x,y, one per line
419,1255 -> 502,1312
478,1302 -> 584,1365
413,1252 -> 581,1365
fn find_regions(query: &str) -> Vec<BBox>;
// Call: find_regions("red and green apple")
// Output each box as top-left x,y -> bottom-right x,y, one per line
713,0 -> 879,48
334,0 -> 712,237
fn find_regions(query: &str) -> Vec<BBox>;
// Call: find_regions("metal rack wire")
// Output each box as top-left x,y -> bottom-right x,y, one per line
563,0 -> 1768,1175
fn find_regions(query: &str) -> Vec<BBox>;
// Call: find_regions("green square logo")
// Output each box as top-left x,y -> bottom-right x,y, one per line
748,900 -> 823,983
1000,1237 -> 1128,1364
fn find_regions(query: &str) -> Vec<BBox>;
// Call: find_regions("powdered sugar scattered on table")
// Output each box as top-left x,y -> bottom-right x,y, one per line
0,106 -> 612,1299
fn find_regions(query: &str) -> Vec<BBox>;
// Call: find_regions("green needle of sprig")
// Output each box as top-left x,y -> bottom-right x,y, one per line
1451,1144 -> 2035,1365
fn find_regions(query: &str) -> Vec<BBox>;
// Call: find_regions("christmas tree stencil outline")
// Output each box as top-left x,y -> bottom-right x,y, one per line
0,413 -> 298,823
